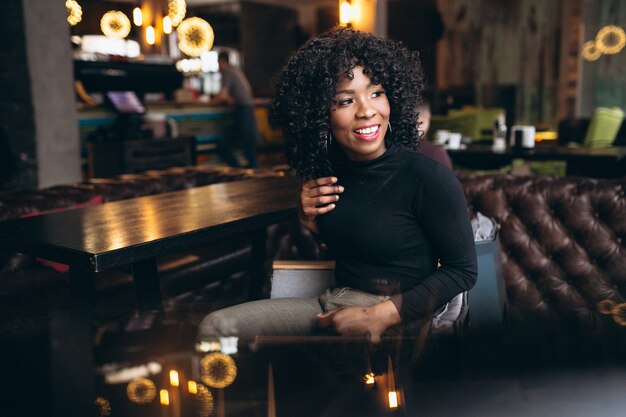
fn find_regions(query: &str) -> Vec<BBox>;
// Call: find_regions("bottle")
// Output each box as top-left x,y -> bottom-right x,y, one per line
492,117 -> 507,152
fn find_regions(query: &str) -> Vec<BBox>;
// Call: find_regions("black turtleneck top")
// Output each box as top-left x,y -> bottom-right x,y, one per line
317,143 -> 477,323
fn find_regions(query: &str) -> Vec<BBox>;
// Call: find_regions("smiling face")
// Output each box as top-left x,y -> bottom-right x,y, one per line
329,66 -> 390,162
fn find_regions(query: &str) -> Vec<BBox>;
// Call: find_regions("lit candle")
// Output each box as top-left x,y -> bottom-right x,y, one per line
387,355 -> 398,408
388,391 -> 398,409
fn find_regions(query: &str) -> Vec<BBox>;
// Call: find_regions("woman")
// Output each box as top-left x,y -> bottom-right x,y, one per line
198,28 -> 477,347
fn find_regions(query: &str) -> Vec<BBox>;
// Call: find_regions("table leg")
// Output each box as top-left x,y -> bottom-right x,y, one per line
50,268 -> 95,417
249,228 -> 268,300
131,258 -> 163,311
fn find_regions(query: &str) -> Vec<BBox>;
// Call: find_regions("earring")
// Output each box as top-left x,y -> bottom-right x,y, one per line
387,122 -> 392,136
325,130 -> 333,150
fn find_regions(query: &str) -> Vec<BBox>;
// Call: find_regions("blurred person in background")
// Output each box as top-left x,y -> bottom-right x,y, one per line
416,100 -> 452,169
208,52 -> 259,168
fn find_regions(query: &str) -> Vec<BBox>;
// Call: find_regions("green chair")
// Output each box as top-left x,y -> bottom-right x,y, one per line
431,108 -> 505,142
430,112 -> 480,139
583,107 -> 624,148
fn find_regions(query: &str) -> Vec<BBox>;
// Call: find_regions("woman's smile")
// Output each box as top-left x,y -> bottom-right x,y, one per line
353,124 -> 381,141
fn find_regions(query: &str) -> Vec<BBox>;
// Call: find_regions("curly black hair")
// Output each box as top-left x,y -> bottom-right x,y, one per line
269,27 -> 425,179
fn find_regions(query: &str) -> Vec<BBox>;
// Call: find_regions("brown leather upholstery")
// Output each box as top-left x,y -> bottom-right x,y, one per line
266,173 -> 626,337
457,173 -> 626,331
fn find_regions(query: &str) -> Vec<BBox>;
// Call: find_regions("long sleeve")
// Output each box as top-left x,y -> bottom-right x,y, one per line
390,164 -> 477,322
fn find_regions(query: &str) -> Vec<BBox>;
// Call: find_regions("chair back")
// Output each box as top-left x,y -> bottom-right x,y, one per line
270,260 -> 335,299
583,107 -> 624,147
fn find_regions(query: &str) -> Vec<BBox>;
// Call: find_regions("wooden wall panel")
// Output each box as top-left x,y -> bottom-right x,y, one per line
580,0 -> 626,117
437,0 -> 562,126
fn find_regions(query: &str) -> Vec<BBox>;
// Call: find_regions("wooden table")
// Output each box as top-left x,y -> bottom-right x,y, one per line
0,175 -> 299,415
447,145 -> 626,177
0,175 -> 300,307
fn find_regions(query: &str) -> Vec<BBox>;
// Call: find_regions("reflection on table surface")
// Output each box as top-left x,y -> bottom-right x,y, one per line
4,293 -> 626,417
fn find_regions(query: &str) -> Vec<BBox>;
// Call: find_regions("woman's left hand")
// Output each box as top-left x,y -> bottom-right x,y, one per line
316,300 -> 401,344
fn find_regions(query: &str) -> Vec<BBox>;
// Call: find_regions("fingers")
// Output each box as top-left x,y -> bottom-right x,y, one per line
369,332 -> 382,345
300,176 -> 344,217
302,176 -> 338,189
316,307 -> 383,344
302,178 -> 344,195
316,309 -> 339,328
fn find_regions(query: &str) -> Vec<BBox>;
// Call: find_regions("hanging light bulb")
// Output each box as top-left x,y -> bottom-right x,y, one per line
595,25 -> 626,55
168,0 -> 187,27
177,17 -> 215,57
160,389 -> 169,406
146,25 -> 156,45
66,0 -> 82,26
582,40 -> 602,62
133,7 -> 142,26
163,16 -> 172,34
339,0 -> 354,26
101,11 -> 131,39
187,380 -> 198,394
169,370 -> 179,387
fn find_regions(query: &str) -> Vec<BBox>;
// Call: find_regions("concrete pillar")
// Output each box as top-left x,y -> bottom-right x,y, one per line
23,0 -> 81,187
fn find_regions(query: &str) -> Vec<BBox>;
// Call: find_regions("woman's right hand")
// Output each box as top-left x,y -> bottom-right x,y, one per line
298,176 -> 344,234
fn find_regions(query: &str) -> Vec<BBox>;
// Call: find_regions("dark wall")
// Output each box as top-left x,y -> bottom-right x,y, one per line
387,0 -> 444,87
0,0 -> 37,189
240,2 -> 302,96
192,2 -> 303,96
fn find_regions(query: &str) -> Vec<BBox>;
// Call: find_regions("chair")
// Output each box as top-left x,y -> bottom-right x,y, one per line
454,106 -> 507,141
557,117 -> 590,146
270,230 -> 506,334
430,112 -> 480,140
270,262 -> 469,337
583,107 -> 624,147
430,107 -> 506,141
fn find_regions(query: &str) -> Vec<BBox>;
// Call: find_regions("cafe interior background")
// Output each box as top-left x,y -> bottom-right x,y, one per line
0,0 -> 624,190
1,1 -> 626,416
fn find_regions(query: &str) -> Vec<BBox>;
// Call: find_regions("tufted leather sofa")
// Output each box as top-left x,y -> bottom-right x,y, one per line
267,172 -> 626,355
457,173 -> 626,338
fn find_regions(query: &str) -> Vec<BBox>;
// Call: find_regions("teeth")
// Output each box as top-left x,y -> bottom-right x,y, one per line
355,125 -> 379,135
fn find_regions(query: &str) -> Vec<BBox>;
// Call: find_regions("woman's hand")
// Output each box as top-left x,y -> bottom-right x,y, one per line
298,177 -> 344,234
316,300 -> 401,344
